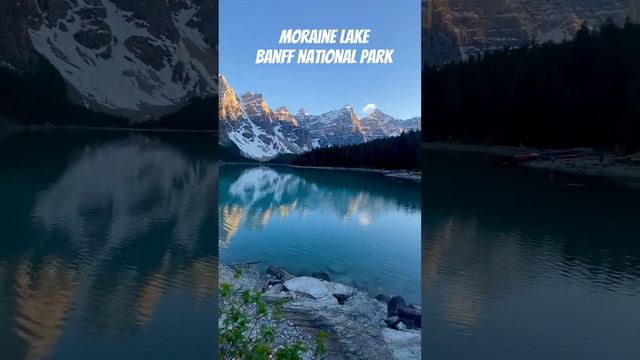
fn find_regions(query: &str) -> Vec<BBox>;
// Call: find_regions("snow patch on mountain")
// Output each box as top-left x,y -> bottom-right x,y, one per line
219,76 -> 313,161
219,75 -> 419,161
226,120 -> 283,161
360,109 -> 421,140
28,0 -> 216,116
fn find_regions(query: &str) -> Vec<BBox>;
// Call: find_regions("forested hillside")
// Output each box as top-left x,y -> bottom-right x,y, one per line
0,57 -> 216,130
286,131 -> 421,170
424,21 -> 640,151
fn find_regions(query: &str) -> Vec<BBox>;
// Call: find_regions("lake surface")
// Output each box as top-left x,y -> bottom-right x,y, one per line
0,130 -> 218,360
218,165 -> 422,304
6,130 -> 638,360
423,150 -> 640,360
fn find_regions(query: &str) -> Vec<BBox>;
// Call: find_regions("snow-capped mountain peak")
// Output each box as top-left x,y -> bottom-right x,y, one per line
218,76 -> 420,160
219,75 -> 244,122
240,92 -> 274,121
219,76 -> 312,161
297,105 -> 366,148
360,108 -> 421,140
296,108 -> 310,118
274,106 -> 299,126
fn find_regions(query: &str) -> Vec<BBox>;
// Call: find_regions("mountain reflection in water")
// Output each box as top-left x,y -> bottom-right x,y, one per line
219,165 -> 422,304
0,131 -> 218,360
422,150 -> 640,360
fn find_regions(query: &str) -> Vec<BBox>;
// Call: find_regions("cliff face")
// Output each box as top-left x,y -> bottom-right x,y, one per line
0,0 -> 217,119
423,0 -> 640,64
0,1 -> 43,73
423,0 -> 464,65
219,76 -> 420,161
218,76 -> 313,161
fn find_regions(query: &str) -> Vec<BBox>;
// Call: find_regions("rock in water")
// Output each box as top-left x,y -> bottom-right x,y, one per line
327,261 -> 348,275
312,271 -> 331,281
398,306 -> 421,328
266,265 -> 294,281
375,294 -> 390,303
387,296 -> 407,317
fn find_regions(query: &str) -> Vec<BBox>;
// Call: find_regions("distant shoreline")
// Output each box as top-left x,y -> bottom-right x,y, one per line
423,142 -> 640,183
0,124 -> 217,134
221,161 -> 422,182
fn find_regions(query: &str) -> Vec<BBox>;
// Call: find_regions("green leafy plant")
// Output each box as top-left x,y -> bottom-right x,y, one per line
219,268 -> 327,359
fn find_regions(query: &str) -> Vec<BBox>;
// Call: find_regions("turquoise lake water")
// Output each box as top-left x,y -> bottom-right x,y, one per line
422,150 -> 640,360
218,164 -> 422,305
0,131 -> 218,360
4,129 -> 638,360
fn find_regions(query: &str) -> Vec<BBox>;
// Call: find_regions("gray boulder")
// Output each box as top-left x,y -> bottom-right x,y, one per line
398,306 -> 421,328
312,271 -> 331,281
387,296 -> 407,317
385,316 -> 401,327
266,265 -> 294,281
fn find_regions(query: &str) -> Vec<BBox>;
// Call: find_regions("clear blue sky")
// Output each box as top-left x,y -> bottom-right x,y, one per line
220,0 -> 421,119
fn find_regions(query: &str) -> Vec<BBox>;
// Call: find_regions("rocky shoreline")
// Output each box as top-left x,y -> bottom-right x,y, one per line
381,170 -> 421,182
220,264 -> 421,360
424,142 -> 640,187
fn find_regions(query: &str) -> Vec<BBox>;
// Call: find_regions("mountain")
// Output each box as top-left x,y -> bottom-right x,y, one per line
273,106 -> 298,126
219,76 -> 419,161
296,106 -> 366,148
360,109 -> 421,140
295,108 -> 311,123
423,0 -> 640,65
218,76 -> 313,161
0,0 -> 217,120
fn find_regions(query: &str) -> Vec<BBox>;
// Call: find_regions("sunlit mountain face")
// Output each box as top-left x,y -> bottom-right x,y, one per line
423,0 -> 640,64
218,165 -> 422,304
218,75 -> 420,161
0,132 -> 218,360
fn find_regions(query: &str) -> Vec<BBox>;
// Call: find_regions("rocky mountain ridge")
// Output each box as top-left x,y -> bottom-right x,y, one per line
219,76 -> 420,161
0,0 -> 217,120
361,109 -> 422,141
423,0 -> 640,64
218,75 -> 314,161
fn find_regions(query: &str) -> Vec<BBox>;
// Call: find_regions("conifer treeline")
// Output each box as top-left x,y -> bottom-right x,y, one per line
0,54 -> 124,126
424,21 -> 640,151
290,130 -> 421,170
0,53 -> 215,130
